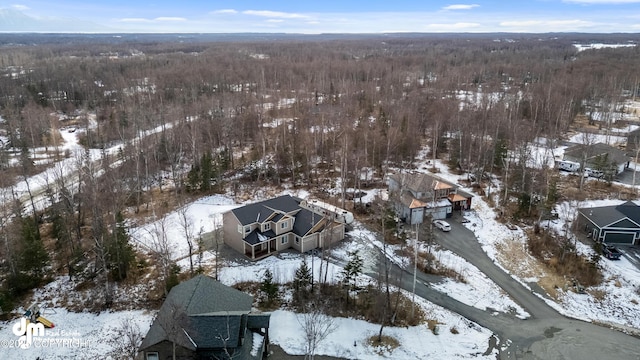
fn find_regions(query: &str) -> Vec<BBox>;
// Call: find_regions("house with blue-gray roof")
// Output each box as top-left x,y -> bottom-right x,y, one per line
577,201 -> 640,245
222,195 -> 346,260
138,275 -> 270,360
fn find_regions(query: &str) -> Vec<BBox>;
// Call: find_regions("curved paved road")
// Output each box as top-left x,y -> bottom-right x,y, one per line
408,218 -> 640,359
349,218 -> 640,359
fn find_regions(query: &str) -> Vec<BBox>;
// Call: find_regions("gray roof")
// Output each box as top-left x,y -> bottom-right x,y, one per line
579,201 -> 640,228
615,201 -> 640,224
292,208 -> 324,237
231,195 -> 301,225
563,143 -> 629,165
189,314 -> 243,349
245,229 -> 277,245
389,172 -> 457,199
139,275 -> 254,351
247,314 -> 271,330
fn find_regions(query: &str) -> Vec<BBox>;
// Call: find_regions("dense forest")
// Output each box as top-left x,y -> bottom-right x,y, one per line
0,33 -> 639,311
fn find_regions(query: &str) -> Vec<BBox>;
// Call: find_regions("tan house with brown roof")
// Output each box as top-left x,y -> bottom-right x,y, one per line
388,172 -> 473,225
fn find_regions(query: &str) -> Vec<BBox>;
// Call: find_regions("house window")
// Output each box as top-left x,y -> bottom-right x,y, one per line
281,237 -> 287,244
244,226 -> 251,234
281,221 -> 288,229
146,352 -> 159,360
295,237 -> 300,245
264,222 -> 271,231
237,225 -> 243,234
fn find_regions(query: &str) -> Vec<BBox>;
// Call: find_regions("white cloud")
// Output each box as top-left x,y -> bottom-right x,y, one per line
266,19 -> 284,23
442,4 -> 480,10
11,4 -> 29,11
117,18 -> 153,23
243,10 -> 309,19
210,9 -> 238,14
154,17 -> 186,22
500,20 -> 543,27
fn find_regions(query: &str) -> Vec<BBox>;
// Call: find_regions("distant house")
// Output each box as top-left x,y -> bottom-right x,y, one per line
138,275 -> 270,360
388,172 -> 473,225
626,128 -> 640,155
563,142 -> 629,175
577,201 -> 640,245
222,195 -> 346,260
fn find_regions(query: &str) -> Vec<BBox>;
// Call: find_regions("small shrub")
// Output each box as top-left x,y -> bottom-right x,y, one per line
426,319 -> 439,332
367,335 -> 400,356
450,326 -> 459,334
588,289 -> 607,301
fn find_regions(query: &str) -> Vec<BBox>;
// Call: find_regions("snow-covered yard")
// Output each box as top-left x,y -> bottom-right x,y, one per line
0,308 -> 153,360
215,250 -> 498,359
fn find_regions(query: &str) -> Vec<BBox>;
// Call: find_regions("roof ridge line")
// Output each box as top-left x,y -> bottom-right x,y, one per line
184,275 -> 203,314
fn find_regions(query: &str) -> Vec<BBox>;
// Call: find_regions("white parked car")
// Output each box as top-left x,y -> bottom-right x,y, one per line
583,168 -> 604,178
433,219 -> 451,232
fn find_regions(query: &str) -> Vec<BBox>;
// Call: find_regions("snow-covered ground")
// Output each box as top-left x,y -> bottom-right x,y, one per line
457,184 -> 640,330
3,112 -> 640,358
271,304 -> 494,360
215,251 -> 497,359
0,308 -> 153,360
129,194 -> 240,260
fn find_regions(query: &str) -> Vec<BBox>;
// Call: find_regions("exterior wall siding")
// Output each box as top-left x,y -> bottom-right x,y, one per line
222,212 -> 246,255
143,340 -> 194,360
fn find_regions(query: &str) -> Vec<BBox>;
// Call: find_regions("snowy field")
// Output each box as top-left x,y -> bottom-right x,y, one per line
0,308 -> 153,360
129,194 -> 240,260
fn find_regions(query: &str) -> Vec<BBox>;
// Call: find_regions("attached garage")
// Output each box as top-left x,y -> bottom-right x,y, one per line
578,201 -> 640,246
602,232 -> 636,244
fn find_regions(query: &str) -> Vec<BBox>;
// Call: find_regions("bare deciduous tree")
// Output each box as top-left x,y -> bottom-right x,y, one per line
107,317 -> 144,360
297,307 -> 337,360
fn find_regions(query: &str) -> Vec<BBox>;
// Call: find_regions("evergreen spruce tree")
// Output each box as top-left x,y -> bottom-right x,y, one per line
200,152 -> 214,192
106,212 -> 135,281
9,216 -> 50,293
293,257 -> 313,305
260,269 -> 279,307
341,250 -> 363,306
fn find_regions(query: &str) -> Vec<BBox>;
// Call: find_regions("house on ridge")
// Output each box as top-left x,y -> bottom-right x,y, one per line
577,201 -> 640,245
222,195 -> 346,260
138,274 -> 270,360
563,142 -> 629,176
388,172 -> 473,225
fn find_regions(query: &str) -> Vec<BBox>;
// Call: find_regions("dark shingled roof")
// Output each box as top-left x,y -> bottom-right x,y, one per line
615,201 -> 640,225
564,142 -> 629,165
231,195 -> 301,225
579,201 -> 640,228
247,314 -> 271,329
139,275 -> 254,351
244,229 -> 277,245
189,314 -> 244,349
292,208 -> 325,236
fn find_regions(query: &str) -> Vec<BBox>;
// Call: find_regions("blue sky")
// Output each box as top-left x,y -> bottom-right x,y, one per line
2,0 -> 640,33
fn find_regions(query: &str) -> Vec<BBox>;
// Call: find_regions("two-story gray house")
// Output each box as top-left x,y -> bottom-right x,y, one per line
222,195 -> 346,260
